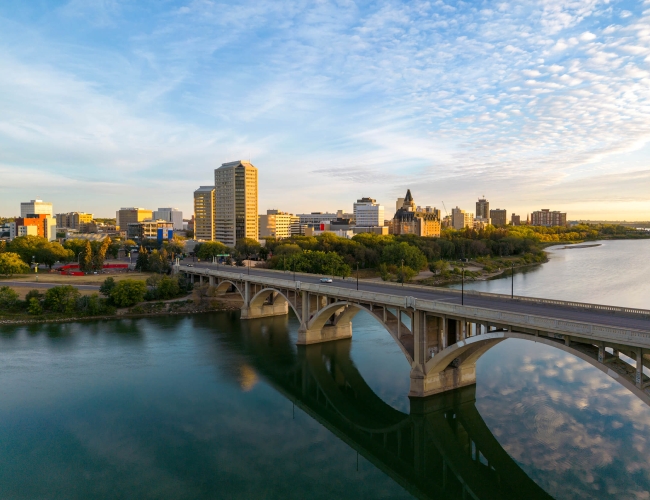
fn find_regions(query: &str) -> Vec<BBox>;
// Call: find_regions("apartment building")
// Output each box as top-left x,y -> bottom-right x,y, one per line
215,161 -> 258,246
259,210 -> 299,239
531,209 -> 567,227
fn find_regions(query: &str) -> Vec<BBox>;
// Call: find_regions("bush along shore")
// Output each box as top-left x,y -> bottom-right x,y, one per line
0,277 -> 242,325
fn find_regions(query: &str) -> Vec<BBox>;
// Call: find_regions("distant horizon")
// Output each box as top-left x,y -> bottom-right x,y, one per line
1,1 -> 649,220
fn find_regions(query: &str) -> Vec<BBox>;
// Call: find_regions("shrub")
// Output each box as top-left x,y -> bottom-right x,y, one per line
0,286 -> 20,309
110,280 -> 147,307
44,285 -> 80,314
27,297 -> 43,315
99,277 -> 116,297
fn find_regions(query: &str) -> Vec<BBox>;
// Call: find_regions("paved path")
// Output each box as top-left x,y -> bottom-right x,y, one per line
0,281 -> 101,291
184,262 -> 650,333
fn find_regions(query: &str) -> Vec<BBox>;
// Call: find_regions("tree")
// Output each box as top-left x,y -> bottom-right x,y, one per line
148,249 -> 170,274
99,277 -> 116,297
44,285 -> 80,314
196,241 -> 230,260
63,239 -> 88,259
0,286 -> 19,308
27,297 -> 43,315
236,238 -> 261,257
34,243 -> 74,269
156,276 -> 181,300
0,252 -> 30,276
93,236 -> 112,270
430,260 -> 449,275
396,265 -> 417,283
0,241 -> 6,253
381,242 -> 428,271
79,240 -> 93,272
110,280 -> 147,307
7,235 -> 49,264
135,246 -> 149,271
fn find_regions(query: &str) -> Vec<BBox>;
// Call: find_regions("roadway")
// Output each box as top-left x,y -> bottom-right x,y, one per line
183,261 -> 650,333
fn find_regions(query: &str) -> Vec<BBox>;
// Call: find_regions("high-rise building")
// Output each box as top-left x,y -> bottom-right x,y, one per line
11,214 -> 57,241
511,213 -> 521,226
353,197 -> 385,227
451,207 -> 474,230
388,190 -> 441,237
215,160 -> 258,247
56,212 -> 94,230
476,198 -> 489,219
153,208 -> 183,230
21,199 -> 53,218
116,208 -> 153,230
531,209 -> 567,227
489,209 -> 507,227
259,210 -> 299,239
194,186 -> 215,241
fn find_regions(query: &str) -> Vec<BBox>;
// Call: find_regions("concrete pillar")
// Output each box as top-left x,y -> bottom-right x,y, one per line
565,335 -> 571,347
383,306 -> 387,323
209,276 -> 215,286
598,344 -> 604,363
440,316 -> 447,350
397,308 -> 402,339
637,348 -> 643,387
301,291 -> 308,324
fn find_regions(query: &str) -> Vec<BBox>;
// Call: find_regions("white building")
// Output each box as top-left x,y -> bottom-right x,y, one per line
21,199 -> 53,218
451,207 -> 474,230
353,197 -> 384,227
298,212 -> 338,227
153,207 -> 183,230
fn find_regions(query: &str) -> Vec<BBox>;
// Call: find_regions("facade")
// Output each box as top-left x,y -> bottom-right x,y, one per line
127,220 -> 174,241
21,199 -> 53,218
451,207 -> 474,230
153,208 -> 183,230
116,207 -> 153,230
259,210 -> 299,239
298,212 -> 338,227
511,213 -> 521,226
215,161 -> 258,247
11,214 -> 57,241
388,190 -> 441,237
56,212 -> 93,230
531,209 -> 567,227
194,187 -> 215,241
473,217 -> 491,230
353,198 -> 384,227
476,198 -> 489,219
489,209 -> 507,227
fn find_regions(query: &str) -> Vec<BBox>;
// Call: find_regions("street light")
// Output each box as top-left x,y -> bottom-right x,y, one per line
461,268 -> 464,305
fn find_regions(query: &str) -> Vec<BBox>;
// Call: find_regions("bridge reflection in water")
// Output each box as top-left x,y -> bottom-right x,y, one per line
215,314 -> 552,500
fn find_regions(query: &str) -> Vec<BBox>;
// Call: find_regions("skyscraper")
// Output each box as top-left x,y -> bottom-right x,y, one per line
476,198 -> 489,219
193,186 -> 215,241
215,160 -> 258,247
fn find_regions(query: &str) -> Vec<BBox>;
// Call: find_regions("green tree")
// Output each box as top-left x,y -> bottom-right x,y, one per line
27,297 -> 43,315
110,279 -> 147,307
25,289 -> 43,302
396,265 -> 417,283
135,246 -> 149,271
0,252 -> 30,276
92,236 -> 112,270
0,240 -> 6,253
156,276 -> 181,300
7,235 -> 48,264
44,285 -> 81,314
79,240 -> 93,272
99,277 -> 117,297
195,241 -> 230,260
430,260 -> 449,275
34,242 -> 74,269
381,242 -> 428,271
148,249 -> 170,274
236,238 -> 261,257
0,286 -> 20,308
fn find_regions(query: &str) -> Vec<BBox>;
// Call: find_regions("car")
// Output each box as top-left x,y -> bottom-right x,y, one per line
320,277 -> 333,283
187,264 -> 194,267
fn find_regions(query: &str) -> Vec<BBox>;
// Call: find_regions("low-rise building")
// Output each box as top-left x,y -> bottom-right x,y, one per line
127,220 -> 174,242
298,212 -> 338,227
11,214 -> 57,241
56,212 -> 93,230
116,207 -> 153,231
489,209 -> 507,227
531,209 -> 567,227
473,216 -> 491,230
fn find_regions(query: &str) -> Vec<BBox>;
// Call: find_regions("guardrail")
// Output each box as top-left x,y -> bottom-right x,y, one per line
180,266 -> 650,347
179,264 -> 650,319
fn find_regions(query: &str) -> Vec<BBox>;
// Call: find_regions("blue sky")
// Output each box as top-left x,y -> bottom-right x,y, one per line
1,0 -> 649,220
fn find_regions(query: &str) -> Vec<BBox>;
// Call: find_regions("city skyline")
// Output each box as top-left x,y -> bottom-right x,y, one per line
0,1 -> 649,219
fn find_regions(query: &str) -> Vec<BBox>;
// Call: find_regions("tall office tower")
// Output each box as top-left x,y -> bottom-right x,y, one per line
353,197 -> 385,227
116,207 -> 153,230
21,199 -> 53,218
489,209 -> 507,227
215,160 -> 258,247
451,207 -> 474,230
153,208 -> 184,230
193,186 -> 215,241
476,198 -> 489,219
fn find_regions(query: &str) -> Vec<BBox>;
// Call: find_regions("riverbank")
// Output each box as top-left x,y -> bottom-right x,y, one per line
0,295 -> 242,326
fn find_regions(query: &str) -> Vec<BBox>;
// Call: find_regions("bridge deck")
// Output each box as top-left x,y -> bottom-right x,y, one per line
186,263 -> 650,333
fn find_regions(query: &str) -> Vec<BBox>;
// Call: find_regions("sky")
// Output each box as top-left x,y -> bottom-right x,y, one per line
0,0 -> 649,220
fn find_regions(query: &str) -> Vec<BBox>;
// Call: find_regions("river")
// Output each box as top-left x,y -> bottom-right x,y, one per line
1,240 -> 649,499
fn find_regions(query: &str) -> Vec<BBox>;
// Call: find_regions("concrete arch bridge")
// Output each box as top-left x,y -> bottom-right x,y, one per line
181,265 -> 650,400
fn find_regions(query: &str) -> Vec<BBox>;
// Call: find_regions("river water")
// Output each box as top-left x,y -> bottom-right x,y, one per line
1,240 -> 650,499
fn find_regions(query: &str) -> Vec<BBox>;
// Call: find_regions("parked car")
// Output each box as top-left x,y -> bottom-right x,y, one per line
320,277 -> 333,283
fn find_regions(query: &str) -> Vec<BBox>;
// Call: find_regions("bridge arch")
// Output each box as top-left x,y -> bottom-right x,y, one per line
423,331 -> 650,406
248,288 -> 300,320
214,279 -> 244,300
304,301 -> 414,365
